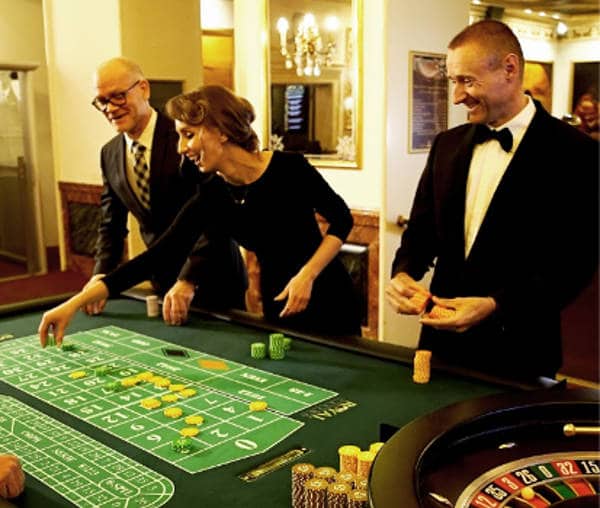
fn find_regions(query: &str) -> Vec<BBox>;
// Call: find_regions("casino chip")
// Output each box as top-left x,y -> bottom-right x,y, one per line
184,415 -> 204,426
251,342 -> 267,359
356,451 -> 375,480
291,463 -> 315,508
93,365 -> 112,377
135,371 -> 154,382
413,349 -> 432,384
409,289 -> 431,314
180,427 -> 200,437
338,445 -> 361,474
60,343 -> 77,352
104,381 -> 124,392
179,388 -> 197,398
249,400 -> 268,412
120,377 -> 140,387
163,407 -> 183,419
161,394 -> 179,403
69,370 -> 87,380
140,398 -> 161,410
171,436 -> 193,454
168,384 -> 186,392
153,377 -> 171,388
428,304 -> 456,319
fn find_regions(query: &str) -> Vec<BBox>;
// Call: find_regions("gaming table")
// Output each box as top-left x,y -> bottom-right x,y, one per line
0,296 -> 586,508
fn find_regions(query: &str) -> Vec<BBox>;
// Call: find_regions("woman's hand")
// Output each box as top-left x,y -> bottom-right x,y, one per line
38,299 -> 80,347
38,280 -> 110,347
274,269 -> 315,317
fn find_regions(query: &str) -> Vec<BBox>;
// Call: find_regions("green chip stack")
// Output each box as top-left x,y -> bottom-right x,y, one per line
251,342 -> 267,359
283,337 -> 292,351
269,333 -> 286,360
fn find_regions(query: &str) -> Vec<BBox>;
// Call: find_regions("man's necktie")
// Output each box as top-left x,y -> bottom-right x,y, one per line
473,124 -> 513,153
131,141 -> 151,208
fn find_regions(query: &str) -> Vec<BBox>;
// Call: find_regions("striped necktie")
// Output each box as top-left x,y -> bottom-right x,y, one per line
131,140 -> 151,208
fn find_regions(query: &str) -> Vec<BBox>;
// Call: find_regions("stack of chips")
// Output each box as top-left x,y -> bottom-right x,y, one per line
356,451 -> 375,480
292,463 -> 315,508
251,342 -> 267,359
348,489 -> 369,507
338,445 -> 361,474
146,295 -> 160,317
327,482 -> 352,507
314,466 -> 337,484
413,349 -> 432,384
269,333 -> 286,360
293,444 -> 386,508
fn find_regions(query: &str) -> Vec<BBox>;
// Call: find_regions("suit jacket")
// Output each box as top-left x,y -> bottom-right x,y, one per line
94,112 -> 247,308
392,100 -> 599,379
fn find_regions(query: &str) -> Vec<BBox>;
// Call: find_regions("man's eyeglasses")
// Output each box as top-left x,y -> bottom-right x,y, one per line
91,80 -> 141,112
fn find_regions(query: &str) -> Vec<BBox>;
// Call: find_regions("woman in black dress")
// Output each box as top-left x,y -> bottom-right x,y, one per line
38,86 -> 360,344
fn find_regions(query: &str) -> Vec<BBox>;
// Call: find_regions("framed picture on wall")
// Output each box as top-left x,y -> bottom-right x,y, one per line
571,61 -> 599,140
523,61 -> 553,112
408,51 -> 448,153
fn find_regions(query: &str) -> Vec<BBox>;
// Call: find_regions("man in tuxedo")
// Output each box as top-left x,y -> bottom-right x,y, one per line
386,20 -> 598,380
86,57 -> 247,324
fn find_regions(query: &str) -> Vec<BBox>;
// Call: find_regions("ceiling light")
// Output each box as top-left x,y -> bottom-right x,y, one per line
556,21 -> 568,36
524,8 -> 532,14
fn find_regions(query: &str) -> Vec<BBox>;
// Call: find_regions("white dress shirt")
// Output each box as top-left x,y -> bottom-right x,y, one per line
464,96 -> 536,257
124,108 -> 158,207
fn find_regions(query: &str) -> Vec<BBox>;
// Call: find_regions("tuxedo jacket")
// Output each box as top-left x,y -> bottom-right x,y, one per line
94,112 -> 247,308
392,100 -> 599,379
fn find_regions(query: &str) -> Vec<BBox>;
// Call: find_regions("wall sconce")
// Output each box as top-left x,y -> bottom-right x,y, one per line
276,13 -> 339,77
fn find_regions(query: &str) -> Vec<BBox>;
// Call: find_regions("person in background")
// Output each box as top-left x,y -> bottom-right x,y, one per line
386,20 -> 598,381
39,85 -> 360,344
0,454 -> 24,499
87,58 -> 247,324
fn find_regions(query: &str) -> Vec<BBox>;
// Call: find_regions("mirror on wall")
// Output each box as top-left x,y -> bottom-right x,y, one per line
267,0 -> 361,168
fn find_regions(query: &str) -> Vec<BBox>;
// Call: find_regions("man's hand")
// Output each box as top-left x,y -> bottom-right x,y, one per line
81,274 -> 107,315
0,455 -> 25,499
385,272 -> 431,315
162,280 -> 196,326
420,295 -> 497,332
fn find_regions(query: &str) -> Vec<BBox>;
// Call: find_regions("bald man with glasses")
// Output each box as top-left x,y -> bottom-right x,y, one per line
86,57 -> 247,324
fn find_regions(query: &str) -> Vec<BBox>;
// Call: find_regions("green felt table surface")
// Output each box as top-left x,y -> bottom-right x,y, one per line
0,297 -> 518,508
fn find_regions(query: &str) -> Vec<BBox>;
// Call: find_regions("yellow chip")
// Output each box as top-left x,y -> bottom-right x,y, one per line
163,407 -> 183,419
184,415 -> 204,426
120,377 -> 140,387
179,388 -> 197,398
135,371 -> 154,381
153,378 -> 171,388
180,427 -> 200,437
169,384 -> 186,392
148,375 -> 163,384
249,400 -> 268,412
69,371 -> 87,379
161,394 -> 179,403
140,398 -> 161,409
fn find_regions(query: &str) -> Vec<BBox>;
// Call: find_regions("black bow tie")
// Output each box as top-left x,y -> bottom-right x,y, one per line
473,125 -> 513,152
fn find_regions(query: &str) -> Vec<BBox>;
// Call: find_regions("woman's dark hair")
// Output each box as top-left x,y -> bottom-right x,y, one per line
166,85 -> 259,152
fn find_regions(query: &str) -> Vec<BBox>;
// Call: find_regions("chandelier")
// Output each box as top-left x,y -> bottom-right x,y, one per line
276,13 -> 339,77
